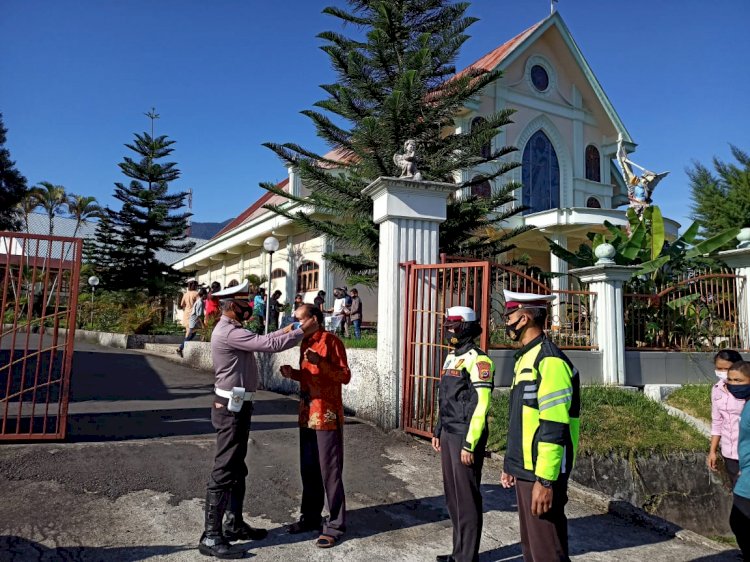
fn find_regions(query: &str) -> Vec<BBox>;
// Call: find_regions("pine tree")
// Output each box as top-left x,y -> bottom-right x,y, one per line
689,145 -> 750,243
261,0 -> 529,286
0,113 -> 29,231
99,119 -> 193,295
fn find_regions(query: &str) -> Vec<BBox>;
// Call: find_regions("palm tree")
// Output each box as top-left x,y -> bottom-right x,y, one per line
67,194 -> 102,238
34,181 -> 67,235
16,190 -> 41,233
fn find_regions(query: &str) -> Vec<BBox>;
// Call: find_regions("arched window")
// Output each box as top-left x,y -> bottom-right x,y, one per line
586,196 -> 601,209
471,117 -> 492,159
271,268 -> 287,280
522,130 -> 560,214
297,261 -> 319,293
470,175 -> 492,198
585,145 -> 601,182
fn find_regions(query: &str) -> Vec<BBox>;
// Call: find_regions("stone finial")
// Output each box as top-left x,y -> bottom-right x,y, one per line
594,242 -> 616,265
737,227 -> 750,249
393,139 -> 422,181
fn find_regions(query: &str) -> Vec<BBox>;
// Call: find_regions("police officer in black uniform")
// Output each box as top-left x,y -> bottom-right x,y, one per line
432,306 -> 495,562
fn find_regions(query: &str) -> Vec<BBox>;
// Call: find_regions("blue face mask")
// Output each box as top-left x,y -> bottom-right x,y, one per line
727,383 -> 750,400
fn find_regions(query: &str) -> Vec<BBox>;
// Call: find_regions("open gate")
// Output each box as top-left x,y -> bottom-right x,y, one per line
0,231 -> 82,440
401,261 -> 490,437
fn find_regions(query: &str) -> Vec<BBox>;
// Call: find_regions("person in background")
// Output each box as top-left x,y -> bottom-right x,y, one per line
331,288 -> 349,337
342,287 -> 353,338
708,349 -> 745,488
205,281 -> 222,320
253,288 -> 266,333
179,280 -> 200,333
348,289 -> 362,340
313,290 -> 326,313
268,290 -> 283,332
177,288 -> 207,357
293,294 -> 304,311
281,303 -> 351,549
725,360 -> 750,559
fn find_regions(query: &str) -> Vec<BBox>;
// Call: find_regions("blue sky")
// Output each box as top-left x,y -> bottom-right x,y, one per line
2,0 -> 749,230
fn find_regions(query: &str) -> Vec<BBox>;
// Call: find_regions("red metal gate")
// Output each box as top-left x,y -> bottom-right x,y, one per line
0,232 -> 82,440
401,261 -> 490,437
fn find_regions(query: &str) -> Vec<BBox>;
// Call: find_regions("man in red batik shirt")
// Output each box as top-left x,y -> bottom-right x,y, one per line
280,303 -> 351,549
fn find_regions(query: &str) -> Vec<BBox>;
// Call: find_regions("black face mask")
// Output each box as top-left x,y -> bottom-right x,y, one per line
505,317 -> 525,341
444,321 -> 481,348
727,383 -> 750,400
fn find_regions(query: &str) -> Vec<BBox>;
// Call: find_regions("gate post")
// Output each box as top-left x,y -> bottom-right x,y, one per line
718,247 -> 750,348
362,177 -> 456,429
570,262 -> 638,385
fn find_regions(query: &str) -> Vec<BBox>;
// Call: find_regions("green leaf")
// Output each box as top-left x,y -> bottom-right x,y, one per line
636,255 -> 671,276
650,206 -> 665,261
665,293 -> 700,311
620,222 -> 646,261
686,227 -> 741,258
546,237 -> 592,268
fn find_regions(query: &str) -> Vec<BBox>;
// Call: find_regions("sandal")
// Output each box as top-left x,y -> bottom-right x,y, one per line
315,534 -> 339,549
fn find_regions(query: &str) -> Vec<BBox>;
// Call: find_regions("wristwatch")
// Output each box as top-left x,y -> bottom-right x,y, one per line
536,477 -> 553,488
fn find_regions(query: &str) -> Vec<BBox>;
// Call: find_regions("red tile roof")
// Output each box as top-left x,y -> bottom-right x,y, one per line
211,178 -> 289,240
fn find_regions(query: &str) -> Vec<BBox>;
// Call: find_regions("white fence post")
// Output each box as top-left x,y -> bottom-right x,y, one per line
569,264 -> 638,384
362,177 -> 455,429
718,247 -> 750,349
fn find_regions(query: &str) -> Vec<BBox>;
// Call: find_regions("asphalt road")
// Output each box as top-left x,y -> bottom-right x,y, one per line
0,341 -> 740,561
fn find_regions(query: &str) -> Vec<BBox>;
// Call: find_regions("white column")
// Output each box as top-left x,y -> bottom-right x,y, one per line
570,264 -> 638,385
362,177 -> 456,429
286,235 -> 295,302
719,247 -> 750,348
548,231 -> 568,327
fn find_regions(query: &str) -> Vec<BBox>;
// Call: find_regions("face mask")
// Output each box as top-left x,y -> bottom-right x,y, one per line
715,370 -> 728,380
505,318 -> 524,341
727,383 -> 750,400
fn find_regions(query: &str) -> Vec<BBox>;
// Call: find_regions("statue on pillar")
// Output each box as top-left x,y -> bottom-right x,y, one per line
393,139 -> 422,181
616,134 -> 669,218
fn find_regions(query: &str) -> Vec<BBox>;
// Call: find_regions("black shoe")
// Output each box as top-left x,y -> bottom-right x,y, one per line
286,518 -> 323,534
436,556 -> 455,562
176,347 -> 183,357
223,520 -> 268,541
198,532 -> 244,559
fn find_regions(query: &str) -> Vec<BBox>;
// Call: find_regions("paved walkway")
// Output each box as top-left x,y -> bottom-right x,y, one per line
0,341 -> 739,561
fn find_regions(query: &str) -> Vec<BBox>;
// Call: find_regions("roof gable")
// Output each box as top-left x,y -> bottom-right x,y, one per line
211,178 -> 289,240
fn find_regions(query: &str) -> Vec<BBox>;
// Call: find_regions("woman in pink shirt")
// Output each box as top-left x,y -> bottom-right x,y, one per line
708,349 -> 745,486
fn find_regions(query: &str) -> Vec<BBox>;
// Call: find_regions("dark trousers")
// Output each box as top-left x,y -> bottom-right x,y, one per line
515,476 -> 570,562
731,494 -> 750,559
208,398 -> 253,495
726,458 -> 740,489
299,427 -> 346,538
440,430 -> 486,562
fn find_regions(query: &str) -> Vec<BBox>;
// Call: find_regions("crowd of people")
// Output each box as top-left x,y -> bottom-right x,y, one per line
176,282 -> 365,358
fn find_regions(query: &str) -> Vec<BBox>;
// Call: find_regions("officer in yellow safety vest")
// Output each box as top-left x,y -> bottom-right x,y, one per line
499,290 -> 580,562
432,306 -> 494,562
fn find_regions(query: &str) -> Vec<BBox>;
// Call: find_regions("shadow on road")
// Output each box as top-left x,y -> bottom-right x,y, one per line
0,536 -> 200,562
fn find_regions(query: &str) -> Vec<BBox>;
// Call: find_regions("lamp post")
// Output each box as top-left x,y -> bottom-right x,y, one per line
263,236 -> 279,334
88,275 -> 99,328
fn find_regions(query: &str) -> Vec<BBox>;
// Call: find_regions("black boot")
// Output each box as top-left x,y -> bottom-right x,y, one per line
223,480 -> 268,541
436,556 -> 455,562
198,489 -> 244,559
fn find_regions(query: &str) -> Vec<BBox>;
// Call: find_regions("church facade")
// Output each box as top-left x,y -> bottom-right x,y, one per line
170,12 -> 678,321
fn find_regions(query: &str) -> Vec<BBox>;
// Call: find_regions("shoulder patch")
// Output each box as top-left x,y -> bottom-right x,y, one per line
476,360 -> 492,381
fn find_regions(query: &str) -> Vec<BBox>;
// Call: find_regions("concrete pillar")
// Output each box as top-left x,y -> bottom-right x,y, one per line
548,231 -> 569,327
570,264 -> 638,384
362,177 -> 456,429
718,247 -> 750,348
285,235 -> 295,303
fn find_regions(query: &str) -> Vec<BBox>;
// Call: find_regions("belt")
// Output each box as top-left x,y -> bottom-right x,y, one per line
214,387 -> 255,401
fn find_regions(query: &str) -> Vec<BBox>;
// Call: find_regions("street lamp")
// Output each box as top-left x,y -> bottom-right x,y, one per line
263,236 -> 279,334
88,275 -> 99,328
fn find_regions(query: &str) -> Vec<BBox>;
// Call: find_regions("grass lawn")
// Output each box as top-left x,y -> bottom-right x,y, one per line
665,384 -> 713,423
341,333 -> 377,349
488,386 -> 708,456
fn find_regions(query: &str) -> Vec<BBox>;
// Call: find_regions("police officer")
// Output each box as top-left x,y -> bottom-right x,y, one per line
499,290 -> 580,562
198,295 -> 318,558
432,306 -> 494,562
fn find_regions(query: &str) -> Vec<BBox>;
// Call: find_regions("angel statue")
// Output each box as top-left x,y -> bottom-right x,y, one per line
616,134 -> 669,218
393,139 -> 422,181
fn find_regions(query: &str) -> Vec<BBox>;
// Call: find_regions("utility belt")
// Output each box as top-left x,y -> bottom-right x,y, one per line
215,386 -> 254,412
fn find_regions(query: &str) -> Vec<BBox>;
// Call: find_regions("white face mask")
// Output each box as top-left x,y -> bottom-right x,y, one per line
715,370 -> 728,380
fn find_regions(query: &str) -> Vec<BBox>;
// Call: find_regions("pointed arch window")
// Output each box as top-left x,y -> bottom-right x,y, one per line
522,130 -> 560,214
470,175 -> 492,198
585,145 -> 601,182
586,197 -> 601,209
297,261 -> 319,292
471,117 -> 492,159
